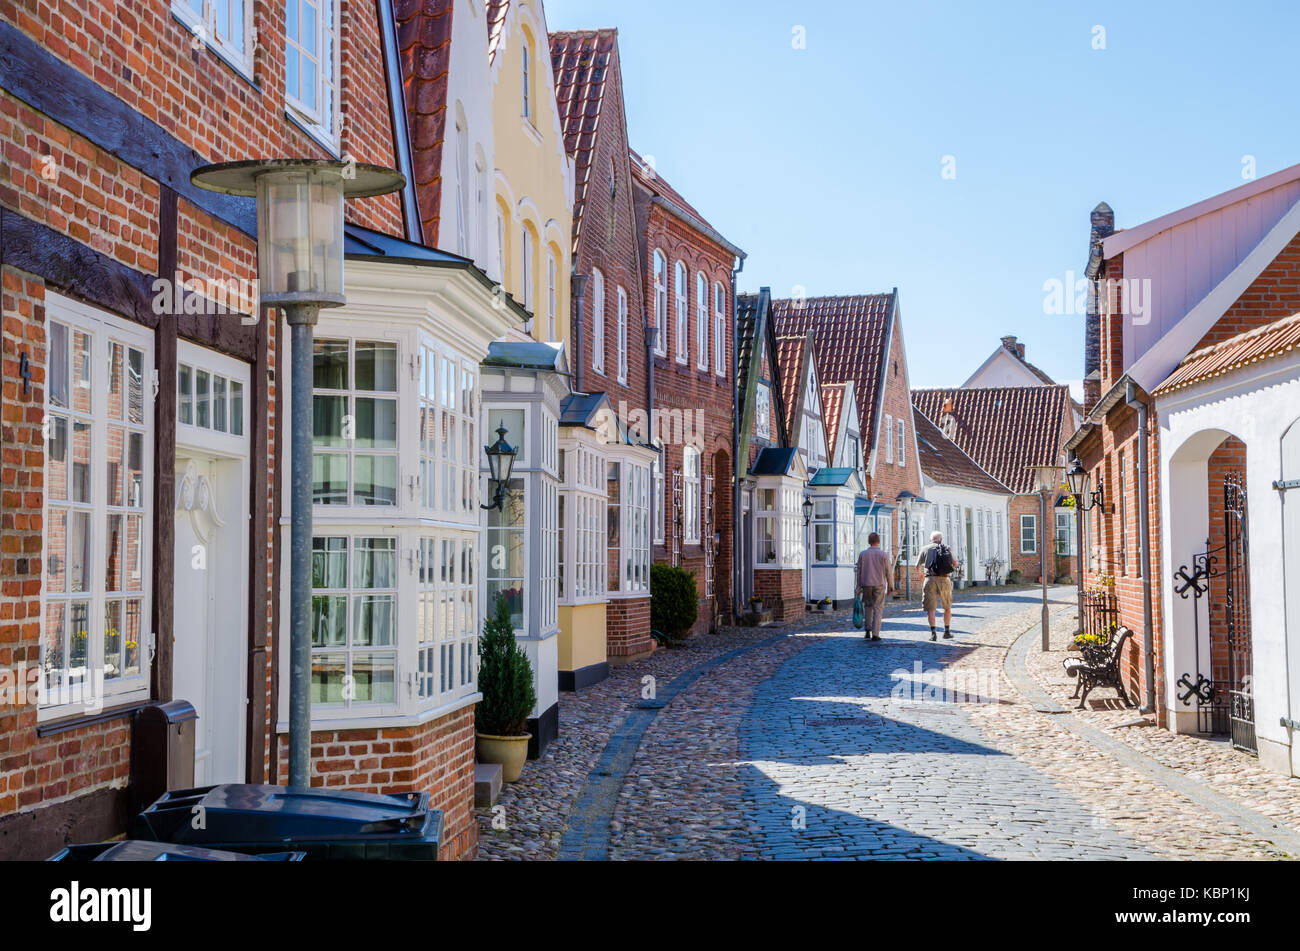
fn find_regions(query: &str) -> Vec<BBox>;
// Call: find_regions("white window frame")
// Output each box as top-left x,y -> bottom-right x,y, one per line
696,271 -> 709,370
653,250 -> 668,356
755,487 -> 778,566
896,417 -> 905,466
713,282 -> 726,375
652,451 -> 665,545
591,268 -> 605,375
1020,513 -> 1038,554
311,337 -> 401,509
284,0 -> 341,149
521,37 -> 531,119
616,286 -> 628,384
418,344 -> 477,518
547,250 -> 557,340
174,0 -> 255,79
674,261 -> 688,364
683,446 -> 701,544
811,497 -> 835,565
41,295 -> 155,717
884,413 -> 894,463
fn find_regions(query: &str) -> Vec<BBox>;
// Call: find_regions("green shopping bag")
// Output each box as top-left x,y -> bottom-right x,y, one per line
852,592 -> 864,629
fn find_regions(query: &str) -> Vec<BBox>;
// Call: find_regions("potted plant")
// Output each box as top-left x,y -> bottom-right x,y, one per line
475,594 -> 536,783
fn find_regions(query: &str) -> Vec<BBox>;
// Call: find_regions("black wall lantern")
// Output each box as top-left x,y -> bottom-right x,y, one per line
1066,458 -> 1104,511
802,496 -> 814,525
481,424 -> 518,511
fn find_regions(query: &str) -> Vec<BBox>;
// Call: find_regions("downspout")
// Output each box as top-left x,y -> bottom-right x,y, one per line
571,269 -> 589,394
1126,379 -> 1156,714
731,251 -> 747,621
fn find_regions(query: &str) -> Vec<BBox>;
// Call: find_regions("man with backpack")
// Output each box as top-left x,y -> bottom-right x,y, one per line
916,531 -> 959,641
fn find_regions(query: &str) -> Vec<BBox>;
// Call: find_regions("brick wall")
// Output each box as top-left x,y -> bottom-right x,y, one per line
1194,230 -> 1300,349
275,704 -> 478,861
866,314 -> 923,555
754,568 -> 803,622
607,596 -> 652,658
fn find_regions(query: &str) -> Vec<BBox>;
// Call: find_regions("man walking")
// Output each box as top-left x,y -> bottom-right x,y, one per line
855,532 -> 891,641
916,531 -> 959,641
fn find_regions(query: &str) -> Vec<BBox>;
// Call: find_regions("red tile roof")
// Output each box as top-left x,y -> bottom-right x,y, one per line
912,407 -> 1010,495
549,29 -> 618,255
775,334 -> 808,439
486,0 -> 509,65
821,382 -> 848,461
1154,311 -> 1300,395
770,293 -> 895,452
629,148 -> 719,236
911,385 -> 1071,494
394,0 -> 454,247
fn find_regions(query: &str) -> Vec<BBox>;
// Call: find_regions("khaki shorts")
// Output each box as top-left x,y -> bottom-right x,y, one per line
922,575 -> 953,612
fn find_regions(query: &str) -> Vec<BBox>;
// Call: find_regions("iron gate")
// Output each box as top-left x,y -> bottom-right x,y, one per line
1223,472 -> 1257,754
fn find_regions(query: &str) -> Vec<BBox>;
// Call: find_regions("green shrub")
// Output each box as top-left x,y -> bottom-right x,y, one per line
650,563 -> 698,644
476,595 -> 536,736
1006,569 -> 1023,584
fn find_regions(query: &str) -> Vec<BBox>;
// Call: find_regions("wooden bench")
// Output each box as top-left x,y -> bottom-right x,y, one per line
1062,627 -> 1135,710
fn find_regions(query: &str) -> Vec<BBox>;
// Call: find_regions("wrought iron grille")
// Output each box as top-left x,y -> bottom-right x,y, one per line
1174,541 -> 1225,734
703,473 -> 715,598
671,469 -> 682,567
1223,472 -> 1256,755
1080,589 -> 1119,641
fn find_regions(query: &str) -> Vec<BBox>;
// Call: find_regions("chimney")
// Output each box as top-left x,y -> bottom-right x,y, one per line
1084,202 -> 1115,416
1016,343 -> 1025,360
1000,335 -> 1018,354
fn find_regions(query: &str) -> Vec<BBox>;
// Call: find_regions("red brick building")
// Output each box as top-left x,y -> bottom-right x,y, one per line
550,29 -> 656,662
629,150 -> 743,632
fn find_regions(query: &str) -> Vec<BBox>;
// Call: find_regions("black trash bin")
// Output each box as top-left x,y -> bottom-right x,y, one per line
131,784 -> 443,860
49,840 -> 305,861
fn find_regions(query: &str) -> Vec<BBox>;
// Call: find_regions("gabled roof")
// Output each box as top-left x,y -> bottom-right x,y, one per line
549,29 -> 617,255
486,0 -> 509,65
775,333 -> 808,440
821,381 -> 847,459
912,407 -> 1011,496
559,391 -> 610,428
393,0 -> 454,246
629,148 -> 743,257
1154,311 -> 1300,396
911,385 -> 1070,494
750,447 -> 804,478
770,293 -> 896,452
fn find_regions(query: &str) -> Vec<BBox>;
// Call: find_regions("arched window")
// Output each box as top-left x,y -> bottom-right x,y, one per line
713,281 -> 726,375
521,226 -> 534,314
591,268 -> 605,374
674,261 -> 688,364
696,271 -> 708,370
652,250 -> 667,356
521,39 -> 531,119
546,250 -> 558,340
616,287 -> 628,384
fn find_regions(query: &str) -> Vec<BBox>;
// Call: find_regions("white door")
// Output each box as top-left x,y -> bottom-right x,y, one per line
172,454 -> 246,786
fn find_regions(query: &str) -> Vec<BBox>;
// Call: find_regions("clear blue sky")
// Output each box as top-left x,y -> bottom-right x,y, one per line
544,0 -> 1300,393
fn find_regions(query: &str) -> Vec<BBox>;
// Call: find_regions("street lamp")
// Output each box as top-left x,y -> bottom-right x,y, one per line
481,424 -> 518,511
1028,463 -> 1066,651
802,496 -> 814,525
192,159 -> 405,789
897,490 -> 916,600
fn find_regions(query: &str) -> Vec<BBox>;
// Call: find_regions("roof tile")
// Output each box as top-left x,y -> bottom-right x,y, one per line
394,0 -> 453,246
1154,311 -> 1300,395
550,29 -> 617,253
912,408 -> 1010,495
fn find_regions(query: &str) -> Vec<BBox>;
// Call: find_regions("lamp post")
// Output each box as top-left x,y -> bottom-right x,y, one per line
481,424 -> 518,511
192,159 -> 404,789
1067,458 -> 1105,637
897,490 -> 915,600
1028,463 -> 1066,651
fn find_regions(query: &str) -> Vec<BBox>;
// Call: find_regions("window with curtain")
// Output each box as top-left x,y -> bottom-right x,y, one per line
42,303 -> 153,709
310,535 -> 397,706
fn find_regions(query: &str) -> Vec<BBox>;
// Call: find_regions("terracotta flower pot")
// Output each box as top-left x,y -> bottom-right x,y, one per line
476,732 -> 531,783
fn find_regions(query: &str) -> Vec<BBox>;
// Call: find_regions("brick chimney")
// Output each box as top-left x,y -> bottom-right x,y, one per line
1001,334 -> 1017,354
1084,202 -> 1115,416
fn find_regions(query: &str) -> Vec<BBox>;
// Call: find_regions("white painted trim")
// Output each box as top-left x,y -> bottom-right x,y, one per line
1128,194 -> 1300,392
1105,160 -> 1300,258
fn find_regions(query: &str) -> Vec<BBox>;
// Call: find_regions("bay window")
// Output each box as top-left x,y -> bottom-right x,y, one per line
310,535 -> 397,706
42,298 -> 153,713
559,441 -> 607,604
312,339 -> 398,507
486,478 -> 526,630
756,488 -> 777,565
812,499 -> 834,563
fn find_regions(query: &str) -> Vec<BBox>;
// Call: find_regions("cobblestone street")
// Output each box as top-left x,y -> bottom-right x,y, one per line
478,586 -> 1300,860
